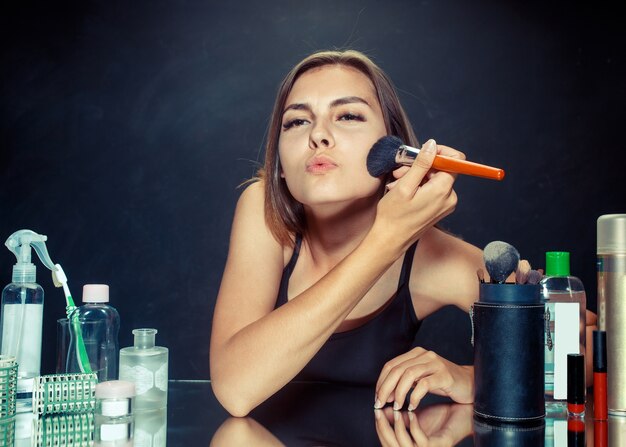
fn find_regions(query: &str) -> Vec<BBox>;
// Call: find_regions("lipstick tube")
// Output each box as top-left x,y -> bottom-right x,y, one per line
593,330 -> 608,420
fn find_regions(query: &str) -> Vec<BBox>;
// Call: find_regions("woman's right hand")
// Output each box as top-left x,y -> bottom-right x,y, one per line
372,139 -> 463,251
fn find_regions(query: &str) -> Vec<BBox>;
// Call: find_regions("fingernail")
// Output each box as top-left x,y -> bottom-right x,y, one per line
423,139 -> 436,154
393,401 -> 401,411
374,409 -> 381,420
407,404 -> 415,411
374,399 -> 382,409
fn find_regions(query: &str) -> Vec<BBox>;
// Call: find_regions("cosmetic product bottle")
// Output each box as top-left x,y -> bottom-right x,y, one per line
0,230 -> 57,413
95,380 -> 135,444
597,214 -> 626,415
118,328 -> 168,411
67,284 -> 120,382
540,251 -> 586,412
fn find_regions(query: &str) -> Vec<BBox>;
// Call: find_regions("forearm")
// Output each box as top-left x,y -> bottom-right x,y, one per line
211,232 -> 399,416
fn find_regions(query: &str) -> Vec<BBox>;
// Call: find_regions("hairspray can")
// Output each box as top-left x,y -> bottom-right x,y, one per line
597,214 -> 626,415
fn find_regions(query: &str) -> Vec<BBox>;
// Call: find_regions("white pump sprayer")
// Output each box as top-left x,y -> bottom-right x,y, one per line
1,229 -> 56,412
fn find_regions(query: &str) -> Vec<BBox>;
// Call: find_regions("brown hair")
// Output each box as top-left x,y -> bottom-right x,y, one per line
259,50 -> 419,246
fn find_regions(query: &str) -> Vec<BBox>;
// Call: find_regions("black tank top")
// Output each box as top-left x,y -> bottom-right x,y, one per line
275,235 -> 422,385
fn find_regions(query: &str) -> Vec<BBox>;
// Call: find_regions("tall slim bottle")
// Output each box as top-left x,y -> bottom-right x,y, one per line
119,328 -> 168,411
597,214 -> 626,415
540,251 -> 586,412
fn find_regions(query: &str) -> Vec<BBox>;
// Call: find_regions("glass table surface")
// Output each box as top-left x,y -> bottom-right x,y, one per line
2,380 -> 624,446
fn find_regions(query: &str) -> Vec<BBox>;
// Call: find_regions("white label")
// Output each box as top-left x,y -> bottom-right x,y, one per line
120,364 -> 153,395
553,302 -> 580,399
1,304 -> 43,374
100,422 -> 130,441
101,399 -> 130,417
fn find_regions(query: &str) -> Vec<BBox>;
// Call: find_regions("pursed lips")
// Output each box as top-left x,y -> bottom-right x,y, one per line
306,155 -> 338,174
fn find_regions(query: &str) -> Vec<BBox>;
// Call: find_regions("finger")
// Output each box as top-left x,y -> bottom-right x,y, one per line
376,347 -> 427,393
376,349 -> 432,409
408,368 -> 454,410
375,409 -> 400,447
392,139 -> 437,197
392,165 -> 410,179
379,354 -> 438,411
435,144 -> 466,160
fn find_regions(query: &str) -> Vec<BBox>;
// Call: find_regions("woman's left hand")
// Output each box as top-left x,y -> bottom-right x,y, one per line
374,347 -> 474,411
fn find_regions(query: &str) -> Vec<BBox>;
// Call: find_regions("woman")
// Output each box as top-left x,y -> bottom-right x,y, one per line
211,49 -> 503,417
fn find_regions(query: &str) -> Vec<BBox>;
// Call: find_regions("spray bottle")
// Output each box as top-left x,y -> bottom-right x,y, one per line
0,229 -> 56,412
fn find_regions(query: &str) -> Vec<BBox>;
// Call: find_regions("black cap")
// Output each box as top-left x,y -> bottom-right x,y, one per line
568,354 -> 585,405
593,330 -> 607,373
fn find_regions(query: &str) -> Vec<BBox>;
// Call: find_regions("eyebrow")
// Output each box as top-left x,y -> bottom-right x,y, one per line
282,96 -> 371,115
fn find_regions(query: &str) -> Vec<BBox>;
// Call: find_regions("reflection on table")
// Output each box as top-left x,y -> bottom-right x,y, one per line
1,380 -> 624,446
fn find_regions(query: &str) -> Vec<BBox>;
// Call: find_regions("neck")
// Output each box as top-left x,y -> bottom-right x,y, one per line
302,195 -> 379,267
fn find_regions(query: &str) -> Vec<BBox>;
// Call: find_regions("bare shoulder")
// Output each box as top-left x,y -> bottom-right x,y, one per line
409,227 -> 484,316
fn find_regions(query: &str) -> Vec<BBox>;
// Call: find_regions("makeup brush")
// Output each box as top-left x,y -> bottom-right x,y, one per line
483,241 -> 520,283
366,136 -> 505,180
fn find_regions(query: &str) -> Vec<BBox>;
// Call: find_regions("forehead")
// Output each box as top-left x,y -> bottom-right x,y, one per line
286,65 -> 378,105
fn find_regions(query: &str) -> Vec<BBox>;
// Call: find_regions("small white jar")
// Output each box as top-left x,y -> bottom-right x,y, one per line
95,380 -> 135,443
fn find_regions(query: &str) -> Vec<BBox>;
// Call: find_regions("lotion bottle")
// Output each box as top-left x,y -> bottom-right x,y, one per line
540,251 -> 586,412
119,328 -> 168,411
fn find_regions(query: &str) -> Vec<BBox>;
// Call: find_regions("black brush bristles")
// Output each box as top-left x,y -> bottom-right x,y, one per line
366,135 -> 404,177
483,241 -> 520,284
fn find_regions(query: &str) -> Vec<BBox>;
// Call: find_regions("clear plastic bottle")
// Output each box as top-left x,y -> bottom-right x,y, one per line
540,251 -> 586,412
0,230 -> 56,413
118,328 -> 168,411
67,284 -> 120,382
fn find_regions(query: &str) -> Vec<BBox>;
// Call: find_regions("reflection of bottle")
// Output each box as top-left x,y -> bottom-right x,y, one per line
134,407 -> 167,447
68,284 -> 120,382
119,329 -> 168,411
540,252 -> 586,411
0,230 -> 57,413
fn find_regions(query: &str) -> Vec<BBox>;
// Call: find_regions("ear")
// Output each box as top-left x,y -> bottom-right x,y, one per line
280,170 -> 285,178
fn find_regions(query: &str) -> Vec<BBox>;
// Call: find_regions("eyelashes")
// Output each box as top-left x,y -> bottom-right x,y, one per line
281,113 -> 365,131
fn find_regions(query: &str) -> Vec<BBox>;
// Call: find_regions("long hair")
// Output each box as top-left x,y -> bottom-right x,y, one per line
259,50 -> 419,246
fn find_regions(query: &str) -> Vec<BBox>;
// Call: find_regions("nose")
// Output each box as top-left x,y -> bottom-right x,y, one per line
309,123 -> 334,150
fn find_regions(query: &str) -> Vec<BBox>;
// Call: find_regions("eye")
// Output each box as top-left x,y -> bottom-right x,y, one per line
282,118 -> 309,130
338,112 -> 365,122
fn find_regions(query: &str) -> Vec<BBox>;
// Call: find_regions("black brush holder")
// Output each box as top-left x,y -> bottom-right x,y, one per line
472,283 -> 545,423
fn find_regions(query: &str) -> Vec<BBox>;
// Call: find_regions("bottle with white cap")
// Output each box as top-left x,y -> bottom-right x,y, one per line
67,284 -> 120,382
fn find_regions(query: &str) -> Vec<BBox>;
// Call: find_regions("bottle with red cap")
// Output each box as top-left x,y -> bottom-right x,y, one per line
66,284 -> 120,382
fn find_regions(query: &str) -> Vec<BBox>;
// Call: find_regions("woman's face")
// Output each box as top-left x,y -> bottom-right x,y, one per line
278,65 -> 387,209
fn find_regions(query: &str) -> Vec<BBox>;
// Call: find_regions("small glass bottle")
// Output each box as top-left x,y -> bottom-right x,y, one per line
118,329 -> 168,411
541,251 -> 586,413
67,284 -> 120,382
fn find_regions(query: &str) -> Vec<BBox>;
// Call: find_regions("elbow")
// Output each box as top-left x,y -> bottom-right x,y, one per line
210,375 -> 256,417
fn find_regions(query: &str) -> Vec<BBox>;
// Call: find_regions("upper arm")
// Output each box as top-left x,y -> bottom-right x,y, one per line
210,181 -> 285,352
410,228 -> 484,316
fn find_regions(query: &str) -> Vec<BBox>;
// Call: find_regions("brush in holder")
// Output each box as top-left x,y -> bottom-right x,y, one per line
472,283 -> 545,423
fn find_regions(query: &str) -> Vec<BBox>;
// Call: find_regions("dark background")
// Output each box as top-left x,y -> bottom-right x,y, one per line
1,0 -> 624,379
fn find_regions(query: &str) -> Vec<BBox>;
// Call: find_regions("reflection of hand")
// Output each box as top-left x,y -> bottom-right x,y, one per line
210,417 -> 285,447
375,347 -> 473,411
375,403 -> 473,447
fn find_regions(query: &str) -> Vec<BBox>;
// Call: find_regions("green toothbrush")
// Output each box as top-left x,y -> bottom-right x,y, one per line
52,264 -> 92,374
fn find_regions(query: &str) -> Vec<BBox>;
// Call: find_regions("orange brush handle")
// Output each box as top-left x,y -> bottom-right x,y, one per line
432,155 -> 505,180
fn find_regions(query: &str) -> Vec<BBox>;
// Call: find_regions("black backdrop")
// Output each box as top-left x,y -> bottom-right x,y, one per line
1,0 -> 624,380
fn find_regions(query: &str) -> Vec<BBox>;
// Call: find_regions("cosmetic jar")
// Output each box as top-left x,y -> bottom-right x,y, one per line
95,380 -> 135,443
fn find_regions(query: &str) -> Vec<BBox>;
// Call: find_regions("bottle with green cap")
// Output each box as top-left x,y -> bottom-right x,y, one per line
540,251 -> 586,413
